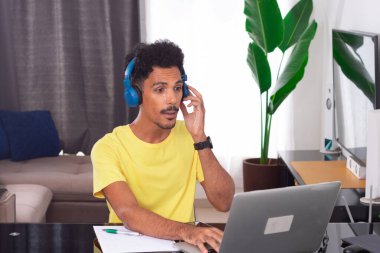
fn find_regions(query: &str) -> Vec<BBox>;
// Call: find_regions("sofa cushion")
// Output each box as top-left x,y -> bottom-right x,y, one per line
0,189 -> 15,222
0,121 -> 10,159
5,184 -> 53,223
0,110 -> 61,161
0,155 -> 100,202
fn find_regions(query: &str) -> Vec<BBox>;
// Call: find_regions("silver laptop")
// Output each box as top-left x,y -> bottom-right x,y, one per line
174,181 -> 341,253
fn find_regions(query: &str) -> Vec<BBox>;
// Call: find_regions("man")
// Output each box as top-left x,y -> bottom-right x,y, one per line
91,40 -> 235,253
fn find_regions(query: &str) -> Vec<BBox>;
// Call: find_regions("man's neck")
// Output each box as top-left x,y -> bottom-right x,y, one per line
129,117 -> 172,144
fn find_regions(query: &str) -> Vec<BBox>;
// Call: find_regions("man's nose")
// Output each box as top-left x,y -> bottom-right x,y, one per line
166,89 -> 178,104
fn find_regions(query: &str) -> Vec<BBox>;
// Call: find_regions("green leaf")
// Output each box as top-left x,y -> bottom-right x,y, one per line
332,31 -> 375,106
244,0 -> 283,53
338,32 -> 365,64
339,32 -> 364,51
279,0 -> 313,52
247,42 -> 271,94
269,20 -> 317,114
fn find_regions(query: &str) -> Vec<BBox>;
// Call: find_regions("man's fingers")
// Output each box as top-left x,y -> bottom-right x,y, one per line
180,103 -> 188,116
200,228 -> 223,252
183,86 -> 204,107
187,85 -> 202,98
183,96 -> 203,110
182,95 -> 201,103
210,227 -> 224,238
183,226 -> 224,253
206,240 -> 221,253
187,102 -> 202,108
207,228 -> 223,249
196,242 -> 208,253
208,229 -> 223,250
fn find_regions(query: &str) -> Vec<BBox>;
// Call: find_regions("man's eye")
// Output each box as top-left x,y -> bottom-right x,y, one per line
174,86 -> 182,91
155,88 -> 164,93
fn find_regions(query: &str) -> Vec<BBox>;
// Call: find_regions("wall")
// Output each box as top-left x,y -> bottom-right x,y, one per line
142,0 -> 323,188
142,0 -> 380,187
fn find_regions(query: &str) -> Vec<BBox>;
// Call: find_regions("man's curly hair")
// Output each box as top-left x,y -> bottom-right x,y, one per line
125,40 -> 185,89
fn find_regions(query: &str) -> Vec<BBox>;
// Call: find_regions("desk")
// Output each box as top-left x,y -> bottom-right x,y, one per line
0,223 -> 378,253
0,223 -> 99,253
278,150 -> 380,222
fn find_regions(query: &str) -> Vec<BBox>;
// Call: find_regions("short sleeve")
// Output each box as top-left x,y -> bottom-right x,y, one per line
91,138 -> 126,199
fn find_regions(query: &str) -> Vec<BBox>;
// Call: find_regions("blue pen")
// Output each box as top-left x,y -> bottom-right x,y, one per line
102,228 -> 141,236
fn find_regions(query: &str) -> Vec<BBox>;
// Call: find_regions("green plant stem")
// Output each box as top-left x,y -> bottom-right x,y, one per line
260,51 -> 269,164
261,52 -> 283,165
260,93 -> 264,161
263,113 -> 272,164
260,92 -> 269,164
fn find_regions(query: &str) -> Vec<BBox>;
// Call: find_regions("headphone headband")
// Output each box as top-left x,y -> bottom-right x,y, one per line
125,58 -> 135,83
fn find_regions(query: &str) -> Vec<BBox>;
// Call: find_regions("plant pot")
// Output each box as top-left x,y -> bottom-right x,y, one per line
243,158 -> 283,192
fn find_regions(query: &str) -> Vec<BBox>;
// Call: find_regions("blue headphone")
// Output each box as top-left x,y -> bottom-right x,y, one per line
124,58 -> 189,107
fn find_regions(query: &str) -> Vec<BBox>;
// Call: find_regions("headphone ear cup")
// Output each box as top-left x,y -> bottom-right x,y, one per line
124,85 -> 141,107
124,58 -> 142,107
180,68 -> 189,100
134,85 -> 143,105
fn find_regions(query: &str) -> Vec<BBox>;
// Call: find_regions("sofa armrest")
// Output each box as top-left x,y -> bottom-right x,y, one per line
0,189 -> 16,223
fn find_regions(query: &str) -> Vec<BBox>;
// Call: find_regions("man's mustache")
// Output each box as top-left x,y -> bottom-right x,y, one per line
161,106 -> 179,114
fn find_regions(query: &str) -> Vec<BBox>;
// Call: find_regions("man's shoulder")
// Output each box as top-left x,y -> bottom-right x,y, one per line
99,125 -> 126,140
92,126 -> 127,151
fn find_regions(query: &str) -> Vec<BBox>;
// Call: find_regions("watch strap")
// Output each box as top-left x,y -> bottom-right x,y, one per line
194,136 -> 213,150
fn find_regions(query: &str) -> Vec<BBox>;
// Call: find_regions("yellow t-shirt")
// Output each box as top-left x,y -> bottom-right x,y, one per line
91,121 -> 204,223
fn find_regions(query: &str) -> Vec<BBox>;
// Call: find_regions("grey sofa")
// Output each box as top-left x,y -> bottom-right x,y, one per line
0,155 -> 108,223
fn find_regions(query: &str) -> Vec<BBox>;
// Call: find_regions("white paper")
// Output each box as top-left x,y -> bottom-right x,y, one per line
93,226 -> 177,253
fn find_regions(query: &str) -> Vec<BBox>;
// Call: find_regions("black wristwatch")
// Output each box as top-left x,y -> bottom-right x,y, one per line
194,136 -> 213,150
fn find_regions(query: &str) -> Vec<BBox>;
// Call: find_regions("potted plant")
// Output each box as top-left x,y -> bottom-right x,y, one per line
243,0 -> 318,191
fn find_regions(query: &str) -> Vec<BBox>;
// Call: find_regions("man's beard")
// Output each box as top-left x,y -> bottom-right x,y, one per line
156,105 -> 179,129
156,122 -> 176,129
